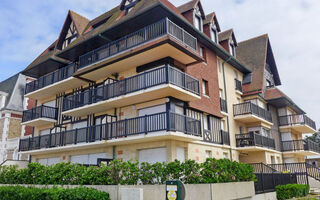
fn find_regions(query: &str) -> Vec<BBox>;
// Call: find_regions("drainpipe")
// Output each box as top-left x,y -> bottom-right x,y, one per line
222,56 -> 233,161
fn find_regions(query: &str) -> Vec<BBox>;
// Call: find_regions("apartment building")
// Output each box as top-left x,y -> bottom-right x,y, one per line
0,73 -> 33,163
17,0 -> 317,166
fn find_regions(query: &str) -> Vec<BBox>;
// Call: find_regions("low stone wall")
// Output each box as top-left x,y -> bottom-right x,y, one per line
0,182 -> 258,200
0,160 -> 29,169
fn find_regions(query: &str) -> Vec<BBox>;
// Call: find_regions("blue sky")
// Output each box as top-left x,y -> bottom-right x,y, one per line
1,0 -> 320,127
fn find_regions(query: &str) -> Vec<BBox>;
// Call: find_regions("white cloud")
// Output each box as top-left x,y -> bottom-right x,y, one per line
0,0 -> 319,127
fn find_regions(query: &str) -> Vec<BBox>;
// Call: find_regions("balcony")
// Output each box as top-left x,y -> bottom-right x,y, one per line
233,102 -> 273,126
19,112 -> 202,152
220,98 -> 228,114
279,114 -> 316,133
282,140 -> 320,156
235,79 -> 242,93
203,129 -> 230,145
74,18 -> 202,82
22,105 -> 58,127
24,63 -> 86,101
62,65 -> 200,117
236,132 -> 275,150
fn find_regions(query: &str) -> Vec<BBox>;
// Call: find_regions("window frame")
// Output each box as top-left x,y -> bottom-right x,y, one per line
202,79 -> 209,97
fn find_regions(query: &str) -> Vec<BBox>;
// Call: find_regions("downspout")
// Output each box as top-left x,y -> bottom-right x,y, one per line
222,56 -> 233,161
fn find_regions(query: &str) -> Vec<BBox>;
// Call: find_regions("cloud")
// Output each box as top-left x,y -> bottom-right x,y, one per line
0,0 -> 319,127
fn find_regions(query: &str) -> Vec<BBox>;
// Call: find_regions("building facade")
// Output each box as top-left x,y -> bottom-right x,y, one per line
0,74 -> 33,163
18,0 -> 317,166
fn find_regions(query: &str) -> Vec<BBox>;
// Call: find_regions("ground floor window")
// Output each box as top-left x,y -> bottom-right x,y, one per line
138,147 -> 167,164
70,153 -> 108,165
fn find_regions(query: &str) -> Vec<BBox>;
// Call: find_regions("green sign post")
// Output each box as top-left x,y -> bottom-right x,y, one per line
165,180 -> 185,200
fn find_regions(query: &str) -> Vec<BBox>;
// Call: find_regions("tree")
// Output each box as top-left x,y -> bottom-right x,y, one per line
306,129 -> 320,143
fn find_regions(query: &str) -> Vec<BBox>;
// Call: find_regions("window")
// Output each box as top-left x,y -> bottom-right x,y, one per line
203,115 -> 209,130
194,5 -> 202,32
210,24 -> 218,43
229,40 -> 236,57
200,46 -> 206,61
124,0 -> 138,14
205,150 -> 212,158
221,120 -> 225,131
194,15 -> 202,31
202,80 -> 209,96
219,89 -> 224,99
266,79 -> 272,87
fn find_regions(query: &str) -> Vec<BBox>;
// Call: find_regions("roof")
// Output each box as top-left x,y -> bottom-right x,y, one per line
265,87 -> 305,114
0,74 -> 26,112
69,10 -> 90,35
218,29 -> 233,42
23,0 -> 251,76
236,34 -> 281,93
204,12 -> 221,32
177,0 -> 198,13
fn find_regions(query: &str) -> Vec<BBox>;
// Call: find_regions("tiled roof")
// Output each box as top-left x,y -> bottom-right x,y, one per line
204,12 -> 221,32
218,29 -> 233,42
177,0 -> 198,13
69,10 -> 90,35
0,73 -> 26,112
236,34 -> 268,93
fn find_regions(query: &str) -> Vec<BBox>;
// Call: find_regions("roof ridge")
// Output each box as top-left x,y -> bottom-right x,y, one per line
238,33 -> 268,44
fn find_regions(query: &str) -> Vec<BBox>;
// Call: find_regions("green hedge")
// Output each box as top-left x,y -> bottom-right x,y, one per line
276,184 -> 310,200
0,186 -> 110,200
0,158 -> 255,185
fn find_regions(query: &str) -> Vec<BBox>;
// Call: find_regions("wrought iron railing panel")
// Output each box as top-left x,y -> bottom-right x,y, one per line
281,139 -> 320,153
235,79 -> 242,92
233,102 -> 272,122
19,112 -> 201,152
78,18 -> 197,69
62,65 -> 200,112
25,63 -> 77,94
235,132 -> 275,149
22,105 -> 58,123
220,98 -> 227,113
279,114 -> 316,130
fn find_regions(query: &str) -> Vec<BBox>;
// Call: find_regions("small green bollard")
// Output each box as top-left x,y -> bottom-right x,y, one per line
165,180 -> 185,200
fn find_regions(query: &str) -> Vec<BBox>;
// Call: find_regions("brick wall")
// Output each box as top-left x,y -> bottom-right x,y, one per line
186,44 -> 222,117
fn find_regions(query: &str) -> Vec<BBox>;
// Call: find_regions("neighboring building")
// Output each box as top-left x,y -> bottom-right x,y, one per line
17,0 -> 317,166
0,73 -> 33,163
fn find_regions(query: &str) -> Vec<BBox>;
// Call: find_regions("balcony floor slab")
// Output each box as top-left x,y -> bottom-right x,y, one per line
234,114 -> 273,128
21,118 -> 57,127
236,146 -> 279,153
280,124 -> 316,134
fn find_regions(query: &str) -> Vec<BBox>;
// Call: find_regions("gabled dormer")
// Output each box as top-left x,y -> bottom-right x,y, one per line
218,29 -> 237,57
120,0 -> 140,15
178,0 -> 205,32
203,12 -> 221,43
56,10 -> 90,50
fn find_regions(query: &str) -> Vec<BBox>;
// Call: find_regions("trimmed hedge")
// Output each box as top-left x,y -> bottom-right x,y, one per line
276,184 -> 310,200
0,186 -> 110,200
0,158 -> 255,185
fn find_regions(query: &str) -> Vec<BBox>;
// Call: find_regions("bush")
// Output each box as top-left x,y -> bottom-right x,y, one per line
0,158 -> 255,185
0,186 -> 110,200
276,184 -> 310,200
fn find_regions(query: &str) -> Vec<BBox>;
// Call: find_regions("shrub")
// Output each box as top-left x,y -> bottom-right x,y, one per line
0,158 -> 255,185
0,186 -> 110,200
276,184 -> 310,200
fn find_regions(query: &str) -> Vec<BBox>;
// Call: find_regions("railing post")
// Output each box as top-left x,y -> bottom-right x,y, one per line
28,137 -> 31,151
145,115 -> 148,134
75,129 -> 78,144
184,115 -> 188,134
165,64 -> 169,84
166,111 -> 171,131
124,119 -> 127,137
221,130 -> 224,145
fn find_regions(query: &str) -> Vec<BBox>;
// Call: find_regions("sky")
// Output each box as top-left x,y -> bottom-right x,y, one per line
0,0 -> 319,127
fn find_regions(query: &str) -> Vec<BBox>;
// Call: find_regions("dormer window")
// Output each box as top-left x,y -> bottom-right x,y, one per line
124,0 -> 138,14
194,5 -> 203,32
210,24 -> 218,43
229,39 -> 236,57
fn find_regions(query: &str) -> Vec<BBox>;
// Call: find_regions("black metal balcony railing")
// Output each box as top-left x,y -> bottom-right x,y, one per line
233,102 -> 272,122
236,132 -> 275,149
279,114 -> 316,130
19,112 -> 201,152
235,79 -> 242,92
220,98 -> 227,113
78,18 -> 197,69
25,63 -> 77,94
203,129 -> 230,145
22,105 -> 58,123
62,65 -> 200,112
281,140 -> 320,153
